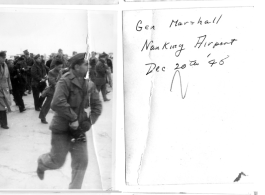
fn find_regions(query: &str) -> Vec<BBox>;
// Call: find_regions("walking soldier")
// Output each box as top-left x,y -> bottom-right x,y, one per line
37,53 -> 102,189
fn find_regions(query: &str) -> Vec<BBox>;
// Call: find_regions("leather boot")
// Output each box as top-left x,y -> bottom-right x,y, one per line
0,111 -> 9,129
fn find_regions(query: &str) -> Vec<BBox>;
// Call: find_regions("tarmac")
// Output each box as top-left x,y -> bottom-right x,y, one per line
0,90 -> 112,190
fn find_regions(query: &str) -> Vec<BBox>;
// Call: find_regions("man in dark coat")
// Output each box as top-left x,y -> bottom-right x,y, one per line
88,51 -> 98,82
39,59 -> 63,124
45,55 -> 53,69
24,50 -> 34,94
31,54 -> 47,111
94,53 -> 110,101
37,53 -> 102,189
8,58 -> 26,113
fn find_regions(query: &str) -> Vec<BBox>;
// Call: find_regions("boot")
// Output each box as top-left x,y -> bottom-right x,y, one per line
102,84 -> 110,102
37,158 -> 45,180
41,118 -> 48,124
0,111 -> 9,129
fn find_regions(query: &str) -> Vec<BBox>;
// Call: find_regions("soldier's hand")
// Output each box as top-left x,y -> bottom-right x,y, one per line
70,120 -> 79,130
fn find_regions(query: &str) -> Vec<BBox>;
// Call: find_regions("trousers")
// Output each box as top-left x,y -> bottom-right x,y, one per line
32,86 -> 45,110
38,131 -> 88,189
0,110 -> 7,126
39,94 -> 53,120
26,74 -> 32,92
94,77 -> 108,100
13,87 -> 25,112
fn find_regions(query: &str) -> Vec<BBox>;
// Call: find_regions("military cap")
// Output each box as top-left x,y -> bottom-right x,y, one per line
34,54 -> 40,60
98,52 -> 108,59
18,56 -> 25,61
23,50 -> 29,55
68,53 -> 87,66
0,51 -> 7,58
54,59 -> 63,66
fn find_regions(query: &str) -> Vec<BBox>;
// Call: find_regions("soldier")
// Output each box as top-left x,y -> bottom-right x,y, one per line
106,54 -> 113,90
23,50 -> 34,94
94,53 -> 110,101
50,49 -> 68,70
36,53 -> 102,189
88,51 -> 98,82
8,58 -> 26,113
31,54 -> 47,111
45,55 -> 53,69
0,51 -> 12,129
39,59 -> 63,124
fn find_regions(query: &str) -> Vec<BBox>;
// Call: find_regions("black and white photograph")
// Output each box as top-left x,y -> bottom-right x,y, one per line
0,1 -> 263,195
0,8 -> 116,190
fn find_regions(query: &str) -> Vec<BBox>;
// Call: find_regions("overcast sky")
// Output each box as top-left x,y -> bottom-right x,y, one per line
88,11 -> 117,55
0,8 -> 116,58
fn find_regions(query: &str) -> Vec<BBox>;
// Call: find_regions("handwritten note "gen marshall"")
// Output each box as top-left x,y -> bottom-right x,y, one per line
123,7 -> 262,187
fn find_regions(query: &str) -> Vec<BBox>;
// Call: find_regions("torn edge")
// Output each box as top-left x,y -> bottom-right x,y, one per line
137,10 -> 156,185
86,11 -> 103,190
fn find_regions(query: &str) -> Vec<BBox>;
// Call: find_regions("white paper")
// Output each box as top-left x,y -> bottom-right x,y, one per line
123,7 -> 263,188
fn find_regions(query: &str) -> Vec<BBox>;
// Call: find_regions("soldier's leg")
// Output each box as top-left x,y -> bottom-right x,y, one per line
39,95 -> 53,121
68,140 -> 88,189
27,75 -> 32,94
12,88 -> 19,106
38,96 -> 46,109
24,75 -> 28,92
32,86 -> 40,110
37,132 -> 71,178
0,110 -> 8,128
17,90 -> 25,112
101,82 -> 110,101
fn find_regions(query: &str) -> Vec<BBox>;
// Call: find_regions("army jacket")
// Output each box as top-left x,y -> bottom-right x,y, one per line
49,70 -> 102,132
31,61 -> 47,87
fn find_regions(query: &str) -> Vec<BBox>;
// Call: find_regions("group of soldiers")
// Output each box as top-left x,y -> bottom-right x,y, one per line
0,48 -> 113,189
3,49 -> 112,120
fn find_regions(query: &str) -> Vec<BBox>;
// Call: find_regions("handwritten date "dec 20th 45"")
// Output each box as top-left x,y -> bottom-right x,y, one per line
145,55 -> 229,76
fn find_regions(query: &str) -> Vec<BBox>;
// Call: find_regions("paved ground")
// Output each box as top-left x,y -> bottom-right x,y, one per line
0,90 -> 112,190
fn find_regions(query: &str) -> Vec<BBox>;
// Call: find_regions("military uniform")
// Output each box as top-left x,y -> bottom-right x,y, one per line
9,61 -> 26,112
50,55 -> 68,70
25,55 -> 34,94
31,56 -> 47,110
38,66 -> 61,122
37,53 -> 102,189
88,57 -> 98,82
94,57 -> 110,101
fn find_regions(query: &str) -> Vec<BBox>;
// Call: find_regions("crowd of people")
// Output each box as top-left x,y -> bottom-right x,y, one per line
0,48 -> 113,129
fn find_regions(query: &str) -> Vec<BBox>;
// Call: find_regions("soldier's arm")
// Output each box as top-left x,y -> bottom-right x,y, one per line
89,83 -> 102,124
51,79 -> 78,122
48,71 -> 57,86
